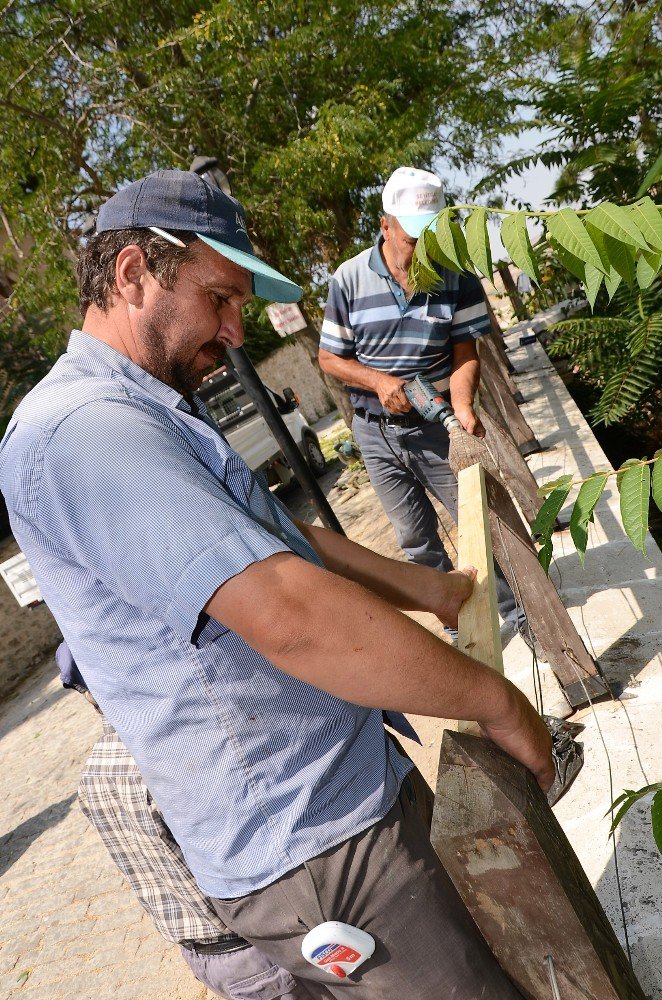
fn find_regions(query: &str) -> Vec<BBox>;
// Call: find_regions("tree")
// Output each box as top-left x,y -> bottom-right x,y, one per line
0,0 -> 548,432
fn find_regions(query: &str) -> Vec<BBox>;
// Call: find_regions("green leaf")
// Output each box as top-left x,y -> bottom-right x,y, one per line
602,234 -> 637,288
537,473 -> 573,498
538,538 -> 553,575
617,458 -> 642,490
545,209 -> 607,274
411,233 -> 441,292
501,212 -> 540,282
465,208 -> 493,279
569,472 -> 609,564
636,249 -> 662,291
547,235 -> 586,281
435,209 -> 465,274
607,782 -> 662,836
652,790 -> 662,854
636,151 -> 662,198
449,219 -> 476,274
630,198 -> 662,252
423,229 -> 462,276
586,202 -> 650,251
619,461 -> 650,555
532,480 -> 572,543
604,266 -> 623,301
651,450 -> 662,514
583,263 -> 603,311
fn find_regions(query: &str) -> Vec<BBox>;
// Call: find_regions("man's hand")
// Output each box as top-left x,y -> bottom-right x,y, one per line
480,687 -> 555,792
375,373 -> 412,414
431,567 -> 476,629
453,404 -> 485,438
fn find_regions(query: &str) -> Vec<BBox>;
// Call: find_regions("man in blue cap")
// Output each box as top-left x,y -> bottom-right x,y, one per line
0,169 -> 551,998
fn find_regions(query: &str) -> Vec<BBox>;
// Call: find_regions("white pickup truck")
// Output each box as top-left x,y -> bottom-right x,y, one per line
197,366 -> 326,487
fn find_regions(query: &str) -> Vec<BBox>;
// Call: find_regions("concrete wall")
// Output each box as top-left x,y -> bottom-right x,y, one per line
256,340 -> 335,424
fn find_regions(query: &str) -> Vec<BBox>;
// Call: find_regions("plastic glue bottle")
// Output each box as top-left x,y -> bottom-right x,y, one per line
301,921 -> 375,979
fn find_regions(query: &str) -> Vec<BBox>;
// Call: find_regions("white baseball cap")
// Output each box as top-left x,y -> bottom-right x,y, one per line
382,167 -> 445,238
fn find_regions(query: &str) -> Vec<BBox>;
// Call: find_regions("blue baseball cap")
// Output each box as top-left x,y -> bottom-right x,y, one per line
96,169 -> 302,303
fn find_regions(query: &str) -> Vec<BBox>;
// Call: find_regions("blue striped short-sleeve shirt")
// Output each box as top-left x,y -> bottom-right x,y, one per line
0,331 -> 412,898
321,237 -> 490,413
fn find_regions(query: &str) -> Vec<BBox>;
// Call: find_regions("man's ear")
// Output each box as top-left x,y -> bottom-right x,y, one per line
115,245 -> 149,306
380,215 -> 390,239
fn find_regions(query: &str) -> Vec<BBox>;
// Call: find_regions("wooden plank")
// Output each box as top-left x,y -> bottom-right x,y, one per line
478,331 -> 521,399
482,470 -> 609,705
480,356 -> 541,455
432,730 -> 646,1000
478,403 -> 543,527
457,464 -> 503,674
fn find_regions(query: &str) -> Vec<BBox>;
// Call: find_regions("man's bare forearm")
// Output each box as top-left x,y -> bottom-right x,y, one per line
204,552 -> 554,789
295,518 -> 468,621
449,350 -> 480,412
318,349 -> 383,392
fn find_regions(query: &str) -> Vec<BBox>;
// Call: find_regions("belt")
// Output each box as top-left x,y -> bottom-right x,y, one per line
354,407 -> 427,428
179,935 -> 249,955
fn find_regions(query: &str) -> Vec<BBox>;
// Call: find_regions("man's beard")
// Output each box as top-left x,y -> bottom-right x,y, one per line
141,300 -> 224,397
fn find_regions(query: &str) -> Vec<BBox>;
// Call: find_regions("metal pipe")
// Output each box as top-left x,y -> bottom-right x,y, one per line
228,347 -> 345,535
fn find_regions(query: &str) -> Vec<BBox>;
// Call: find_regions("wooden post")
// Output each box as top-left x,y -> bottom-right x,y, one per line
432,463 -> 643,999
479,371 -> 541,456
483,469 -> 608,706
478,333 -> 524,403
482,292 -> 516,369
448,433 -> 608,706
431,731 -> 646,1000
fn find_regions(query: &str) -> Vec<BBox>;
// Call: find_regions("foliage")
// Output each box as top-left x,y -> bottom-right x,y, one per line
410,200 -> 662,303
609,783 -> 662,856
0,0 -> 548,433
533,452 -> 662,570
475,4 -> 662,208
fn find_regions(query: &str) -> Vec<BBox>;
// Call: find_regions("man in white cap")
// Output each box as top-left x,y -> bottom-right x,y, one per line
319,166 -> 521,636
0,169 -> 549,998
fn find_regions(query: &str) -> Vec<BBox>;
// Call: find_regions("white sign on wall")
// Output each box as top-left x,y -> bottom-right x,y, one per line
266,302 -> 307,337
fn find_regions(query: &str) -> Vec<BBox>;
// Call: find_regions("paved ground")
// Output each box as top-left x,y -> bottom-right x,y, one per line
1,307 -> 660,998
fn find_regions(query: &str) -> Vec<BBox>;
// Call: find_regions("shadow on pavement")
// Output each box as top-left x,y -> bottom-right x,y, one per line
0,793 -> 77,878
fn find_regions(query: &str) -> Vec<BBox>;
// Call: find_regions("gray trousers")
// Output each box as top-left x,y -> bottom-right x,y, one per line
182,940 -> 318,999
212,773 -> 523,999
351,414 -> 517,619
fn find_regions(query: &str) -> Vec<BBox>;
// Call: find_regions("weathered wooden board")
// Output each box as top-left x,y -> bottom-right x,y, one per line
480,358 -> 541,455
432,730 -> 646,1000
482,470 -> 609,705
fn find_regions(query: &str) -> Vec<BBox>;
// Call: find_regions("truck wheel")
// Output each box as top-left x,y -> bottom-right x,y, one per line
302,433 -> 327,477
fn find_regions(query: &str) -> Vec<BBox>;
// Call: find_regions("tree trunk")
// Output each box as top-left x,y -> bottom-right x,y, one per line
296,310 -> 354,428
496,263 -> 528,322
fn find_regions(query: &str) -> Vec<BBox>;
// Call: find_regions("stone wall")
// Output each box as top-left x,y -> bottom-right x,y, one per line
256,340 -> 335,423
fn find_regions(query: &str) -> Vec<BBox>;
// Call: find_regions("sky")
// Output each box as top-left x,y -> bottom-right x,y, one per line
442,126 -> 560,264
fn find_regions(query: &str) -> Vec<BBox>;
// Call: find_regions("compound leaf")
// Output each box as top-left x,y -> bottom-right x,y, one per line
619,461 -> 650,555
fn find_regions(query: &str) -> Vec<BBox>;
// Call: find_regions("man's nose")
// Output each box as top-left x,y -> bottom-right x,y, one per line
224,309 -> 245,348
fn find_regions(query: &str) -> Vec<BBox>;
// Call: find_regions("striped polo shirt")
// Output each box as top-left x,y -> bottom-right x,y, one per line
321,237 -> 490,413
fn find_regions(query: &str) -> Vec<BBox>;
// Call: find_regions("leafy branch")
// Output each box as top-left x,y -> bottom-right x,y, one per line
609,783 -> 662,857
410,197 -> 662,307
532,452 -> 662,572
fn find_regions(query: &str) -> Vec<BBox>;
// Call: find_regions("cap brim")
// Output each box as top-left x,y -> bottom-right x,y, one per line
395,212 -> 439,239
196,234 -> 303,303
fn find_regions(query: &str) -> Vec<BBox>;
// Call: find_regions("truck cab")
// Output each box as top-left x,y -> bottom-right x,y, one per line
197,366 -> 326,486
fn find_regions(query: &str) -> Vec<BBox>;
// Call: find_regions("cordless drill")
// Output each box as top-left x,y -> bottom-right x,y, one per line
403,375 -> 461,430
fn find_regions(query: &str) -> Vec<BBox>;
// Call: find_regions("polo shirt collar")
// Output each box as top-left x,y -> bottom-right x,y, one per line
368,235 -> 390,278
68,329 -> 201,416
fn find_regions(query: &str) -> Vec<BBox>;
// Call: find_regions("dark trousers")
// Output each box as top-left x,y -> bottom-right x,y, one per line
212,774 -> 523,999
